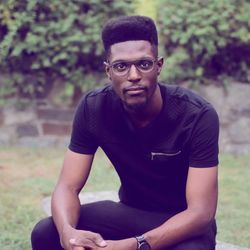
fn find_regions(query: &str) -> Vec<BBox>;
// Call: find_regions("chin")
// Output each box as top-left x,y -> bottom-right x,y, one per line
124,100 -> 147,111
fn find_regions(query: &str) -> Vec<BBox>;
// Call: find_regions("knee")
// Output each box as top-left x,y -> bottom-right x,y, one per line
31,217 -> 59,250
170,236 -> 215,250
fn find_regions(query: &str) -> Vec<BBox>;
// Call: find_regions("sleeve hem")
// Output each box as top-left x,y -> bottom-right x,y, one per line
189,160 -> 219,168
68,145 -> 97,155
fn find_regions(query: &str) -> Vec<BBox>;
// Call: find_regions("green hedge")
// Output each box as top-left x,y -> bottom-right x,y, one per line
157,0 -> 250,84
0,0 -> 132,99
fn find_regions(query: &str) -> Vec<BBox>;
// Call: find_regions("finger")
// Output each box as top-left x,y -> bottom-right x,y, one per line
92,235 -> 107,247
84,232 -> 107,247
70,238 -> 97,249
73,247 -> 84,250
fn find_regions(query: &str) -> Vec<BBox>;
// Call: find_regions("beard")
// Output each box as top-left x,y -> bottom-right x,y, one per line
121,86 -> 152,111
122,96 -> 148,111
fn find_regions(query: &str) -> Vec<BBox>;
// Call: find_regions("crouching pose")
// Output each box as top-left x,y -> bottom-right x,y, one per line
31,15 -> 219,250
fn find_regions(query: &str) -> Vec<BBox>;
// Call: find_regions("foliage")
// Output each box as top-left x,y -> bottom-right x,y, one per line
134,0 -> 157,20
157,0 -> 250,84
0,0 -> 132,99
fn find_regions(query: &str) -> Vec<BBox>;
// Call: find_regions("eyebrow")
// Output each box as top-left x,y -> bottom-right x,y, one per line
111,57 -> 155,64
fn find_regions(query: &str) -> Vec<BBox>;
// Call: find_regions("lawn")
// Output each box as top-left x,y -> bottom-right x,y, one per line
0,147 -> 249,249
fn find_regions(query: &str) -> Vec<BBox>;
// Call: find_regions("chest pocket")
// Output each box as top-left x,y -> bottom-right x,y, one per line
148,149 -> 188,179
150,150 -> 182,161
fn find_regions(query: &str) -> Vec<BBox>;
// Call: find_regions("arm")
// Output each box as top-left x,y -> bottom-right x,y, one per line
144,165 -> 218,249
139,107 -> 219,249
94,166 -> 218,250
51,149 -> 106,250
94,110 -> 219,250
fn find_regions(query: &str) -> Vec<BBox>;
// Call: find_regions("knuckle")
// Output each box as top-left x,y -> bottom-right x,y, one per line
95,233 -> 102,238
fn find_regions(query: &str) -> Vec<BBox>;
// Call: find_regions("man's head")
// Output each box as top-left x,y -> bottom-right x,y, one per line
102,15 -> 158,58
102,16 -> 163,112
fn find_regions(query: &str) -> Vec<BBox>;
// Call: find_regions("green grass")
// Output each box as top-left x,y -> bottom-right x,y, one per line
0,147 -> 119,250
0,147 -> 249,249
216,154 -> 250,247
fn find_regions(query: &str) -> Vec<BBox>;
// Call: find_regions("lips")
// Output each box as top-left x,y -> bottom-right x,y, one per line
124,86 -> 146,95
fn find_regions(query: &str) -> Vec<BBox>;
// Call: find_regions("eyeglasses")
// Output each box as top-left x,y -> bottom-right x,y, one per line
104,58 -> 157,76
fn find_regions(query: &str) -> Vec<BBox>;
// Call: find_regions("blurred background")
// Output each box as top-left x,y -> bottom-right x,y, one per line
0,0 -> 249,249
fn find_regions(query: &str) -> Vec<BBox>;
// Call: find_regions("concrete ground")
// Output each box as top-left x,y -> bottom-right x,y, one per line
42,191 -> 249,250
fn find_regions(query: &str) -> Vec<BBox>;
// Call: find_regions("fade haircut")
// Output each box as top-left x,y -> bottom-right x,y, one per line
102,15 -> 158,58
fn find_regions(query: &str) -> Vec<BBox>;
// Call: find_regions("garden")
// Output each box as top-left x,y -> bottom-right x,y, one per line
0,0 -> 250,249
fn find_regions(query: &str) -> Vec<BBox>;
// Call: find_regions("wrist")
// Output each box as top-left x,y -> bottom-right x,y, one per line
127,237 -> 138,250
60,224 -> 75,247
61,223 -> 74,235
135,235 -> 151,250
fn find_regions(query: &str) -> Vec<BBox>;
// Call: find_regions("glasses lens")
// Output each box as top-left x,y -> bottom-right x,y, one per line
137,59 -> 154,71
112,62 -> 129,74
110,59 -> 155,75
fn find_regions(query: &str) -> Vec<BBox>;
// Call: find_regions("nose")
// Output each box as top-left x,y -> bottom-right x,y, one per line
127,64 -> 141,82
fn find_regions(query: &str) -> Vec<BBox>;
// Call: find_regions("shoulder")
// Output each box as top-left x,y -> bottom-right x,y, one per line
160,83 -> 210,109
77,84 -> 118,110
159,83 -> 217,117
84,84 -> 114,100
159,83 -> 219,136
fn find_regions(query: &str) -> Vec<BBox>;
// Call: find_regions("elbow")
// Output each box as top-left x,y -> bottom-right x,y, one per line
199,212 -> 216,236
200,212 -> 215,227
188,205 -> 216,233
198,205 -> 216,224
197,209 -> 216,233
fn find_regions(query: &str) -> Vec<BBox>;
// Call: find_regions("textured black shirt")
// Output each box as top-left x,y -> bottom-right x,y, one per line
69,83 -> 219,213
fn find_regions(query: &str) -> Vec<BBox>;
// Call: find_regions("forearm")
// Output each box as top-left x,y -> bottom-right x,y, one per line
51,185 -> 81,238
144,208 -> 214,250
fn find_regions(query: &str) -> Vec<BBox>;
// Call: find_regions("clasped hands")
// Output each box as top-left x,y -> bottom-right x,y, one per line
61,227 -> 136,250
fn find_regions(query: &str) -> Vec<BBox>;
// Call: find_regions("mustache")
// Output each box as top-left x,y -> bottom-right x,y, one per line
123,85 -> 147,93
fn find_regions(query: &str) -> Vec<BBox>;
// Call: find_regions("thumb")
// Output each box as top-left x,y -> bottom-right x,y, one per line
90,233 -> 107,247
69,239 -> 84,249
73,247 -> 84,250
69,238 -> 77,244
69,237 -> 107,248
96,239 -> 107,247
93,236 -> 107,247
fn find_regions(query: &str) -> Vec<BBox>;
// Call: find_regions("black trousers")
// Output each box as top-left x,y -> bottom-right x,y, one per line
31,200 -> 217,250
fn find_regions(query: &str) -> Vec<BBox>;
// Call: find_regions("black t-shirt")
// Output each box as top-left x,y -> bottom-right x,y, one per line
69,83 -> 219,213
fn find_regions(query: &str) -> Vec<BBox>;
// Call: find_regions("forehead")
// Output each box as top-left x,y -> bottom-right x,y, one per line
109,40 -> 154,62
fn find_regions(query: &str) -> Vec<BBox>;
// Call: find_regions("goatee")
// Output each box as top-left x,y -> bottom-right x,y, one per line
123,100 -> 147,111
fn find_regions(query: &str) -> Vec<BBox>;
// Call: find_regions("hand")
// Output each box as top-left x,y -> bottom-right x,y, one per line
69,234 -> 106,250
60,225 -> 107,250
96,238 -> 137,250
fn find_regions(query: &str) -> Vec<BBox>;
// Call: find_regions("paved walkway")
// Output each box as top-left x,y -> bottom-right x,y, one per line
42,191 -> 249,250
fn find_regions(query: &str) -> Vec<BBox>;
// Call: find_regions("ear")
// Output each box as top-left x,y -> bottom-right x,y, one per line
156,57 -> 164,75
104,62 -> 112,80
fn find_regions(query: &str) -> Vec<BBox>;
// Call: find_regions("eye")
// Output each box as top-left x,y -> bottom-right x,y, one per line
138,60 -> 154,70
113,62 -> 128,72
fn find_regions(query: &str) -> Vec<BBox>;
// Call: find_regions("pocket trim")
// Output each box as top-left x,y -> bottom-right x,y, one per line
151,150 -> 182,160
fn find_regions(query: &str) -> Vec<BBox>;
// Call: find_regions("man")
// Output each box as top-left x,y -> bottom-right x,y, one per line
31,15 -> 219,250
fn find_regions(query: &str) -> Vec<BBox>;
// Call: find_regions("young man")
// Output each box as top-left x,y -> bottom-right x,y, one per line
31,16 -> 219,250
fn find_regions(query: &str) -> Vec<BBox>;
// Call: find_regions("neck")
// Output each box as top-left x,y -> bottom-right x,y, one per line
125,85 -> 163,128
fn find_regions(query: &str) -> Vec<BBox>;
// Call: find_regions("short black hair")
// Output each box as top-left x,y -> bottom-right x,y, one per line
102,15 -> 158,53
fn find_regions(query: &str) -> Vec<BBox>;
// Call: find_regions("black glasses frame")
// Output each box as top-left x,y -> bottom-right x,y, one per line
104,58 -> 158,76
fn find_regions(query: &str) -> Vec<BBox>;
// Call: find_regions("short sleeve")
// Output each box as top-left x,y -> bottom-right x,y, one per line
68,96 -> 98,154
189,106 -> 219,167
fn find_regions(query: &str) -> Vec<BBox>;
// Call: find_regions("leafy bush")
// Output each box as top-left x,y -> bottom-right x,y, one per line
0,0 -> 132,100
157,0 -> 250,84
